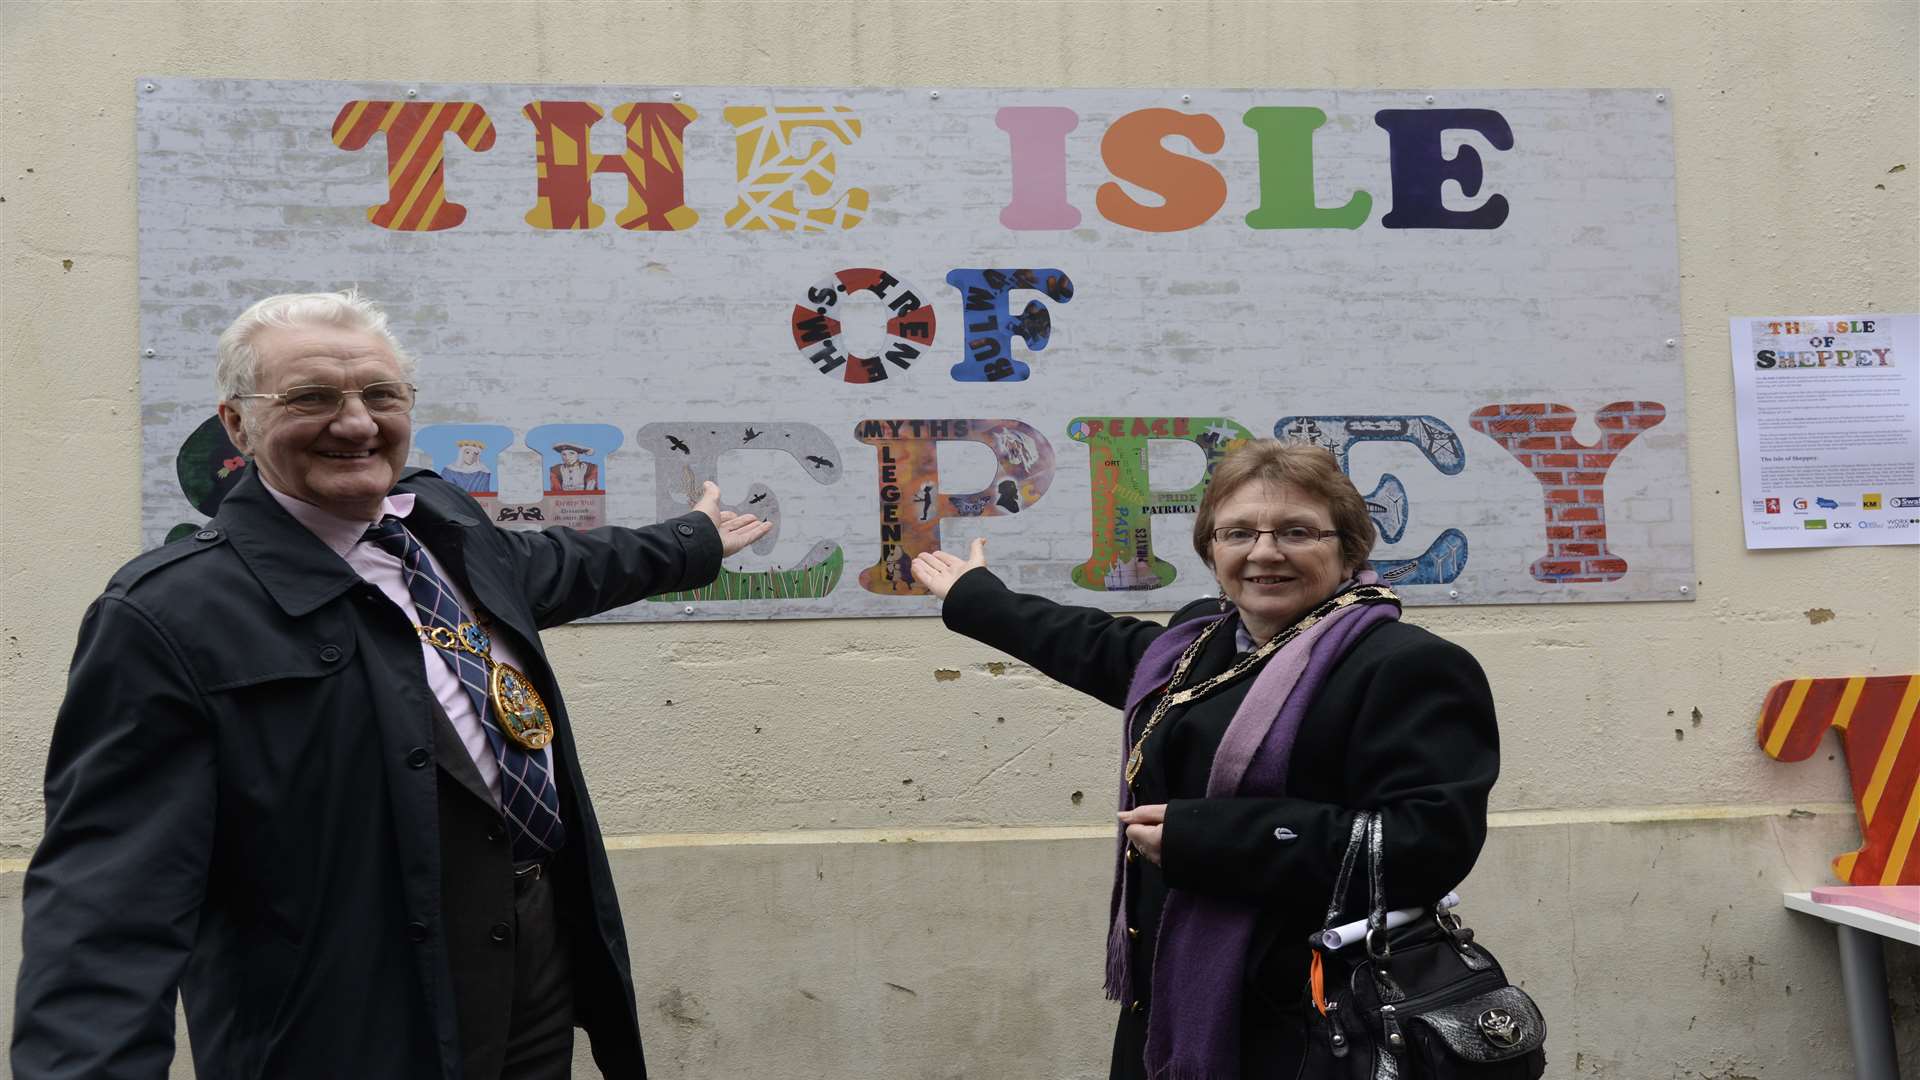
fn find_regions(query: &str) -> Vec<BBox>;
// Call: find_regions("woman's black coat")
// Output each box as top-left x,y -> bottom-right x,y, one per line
941,568 -> 1499,1080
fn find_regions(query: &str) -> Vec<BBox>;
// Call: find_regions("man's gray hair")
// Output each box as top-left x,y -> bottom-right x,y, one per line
214,289 -> 415,400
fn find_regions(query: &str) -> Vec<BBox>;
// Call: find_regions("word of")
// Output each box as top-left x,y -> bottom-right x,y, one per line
790,267 -> 1074,384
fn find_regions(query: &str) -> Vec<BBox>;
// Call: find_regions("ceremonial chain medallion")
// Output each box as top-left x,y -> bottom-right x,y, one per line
488,663 -> 554,749
415,620 -> 556,750
1123,585 -> 1397,786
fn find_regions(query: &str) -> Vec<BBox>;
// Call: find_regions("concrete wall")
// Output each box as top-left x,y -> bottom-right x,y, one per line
2,2 -> 1916,1077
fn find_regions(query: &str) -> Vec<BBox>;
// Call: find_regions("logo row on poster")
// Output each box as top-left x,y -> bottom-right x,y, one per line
1751,493 -> 1920,533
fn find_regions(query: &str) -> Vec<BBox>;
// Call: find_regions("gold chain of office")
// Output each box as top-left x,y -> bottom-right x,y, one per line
414,621 -> 556,750
1123,584 -> 1398,786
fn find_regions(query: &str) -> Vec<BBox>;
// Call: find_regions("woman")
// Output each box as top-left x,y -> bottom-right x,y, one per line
912,440 -> 1498,1080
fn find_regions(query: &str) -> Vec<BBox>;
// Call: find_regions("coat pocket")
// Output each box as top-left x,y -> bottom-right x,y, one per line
192,615 -> 360,693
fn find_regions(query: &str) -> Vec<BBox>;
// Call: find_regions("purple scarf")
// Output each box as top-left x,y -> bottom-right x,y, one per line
1106,573 -> 1399,1080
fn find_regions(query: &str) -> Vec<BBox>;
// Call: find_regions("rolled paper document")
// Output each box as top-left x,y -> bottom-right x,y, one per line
1311,891 -> 1461,950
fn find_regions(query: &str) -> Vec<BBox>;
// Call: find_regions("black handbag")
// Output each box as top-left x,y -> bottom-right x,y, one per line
1302,812 -> 1547,1080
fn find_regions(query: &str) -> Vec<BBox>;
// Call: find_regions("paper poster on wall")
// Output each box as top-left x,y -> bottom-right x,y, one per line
1729,314 -> 1920,549
136,80 -> 1692,621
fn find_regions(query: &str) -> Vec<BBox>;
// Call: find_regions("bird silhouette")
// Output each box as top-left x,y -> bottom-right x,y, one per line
666,435 -> 690,454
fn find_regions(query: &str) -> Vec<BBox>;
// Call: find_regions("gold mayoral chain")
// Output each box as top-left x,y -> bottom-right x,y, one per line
415,620 -> 556,750
1124,584 -> 1397,786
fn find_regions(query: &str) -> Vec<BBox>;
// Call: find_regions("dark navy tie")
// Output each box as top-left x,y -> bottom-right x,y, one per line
363,517 -> 565,862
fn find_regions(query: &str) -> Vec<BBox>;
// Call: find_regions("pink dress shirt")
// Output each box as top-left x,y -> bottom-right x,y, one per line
265,482 -> 548,801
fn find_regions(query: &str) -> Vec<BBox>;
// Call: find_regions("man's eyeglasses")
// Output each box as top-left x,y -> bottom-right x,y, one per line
230,381 -> 418,417
1210,526 -> 1339,550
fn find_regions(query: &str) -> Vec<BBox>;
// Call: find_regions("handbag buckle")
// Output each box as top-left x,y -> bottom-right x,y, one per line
1478,1007 -> 1523,1048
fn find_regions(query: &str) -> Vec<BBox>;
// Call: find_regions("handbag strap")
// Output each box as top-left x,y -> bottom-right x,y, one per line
1370,812 -> 1386,928
1363,812 -> 1391,960
1320,810 -> 1374,933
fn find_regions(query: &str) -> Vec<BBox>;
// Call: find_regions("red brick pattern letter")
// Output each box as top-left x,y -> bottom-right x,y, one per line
331,101 -> 496,232
1470,401 -> 1666,583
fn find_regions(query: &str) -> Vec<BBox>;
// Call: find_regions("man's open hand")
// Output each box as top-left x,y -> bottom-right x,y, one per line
693,481 -> 774,557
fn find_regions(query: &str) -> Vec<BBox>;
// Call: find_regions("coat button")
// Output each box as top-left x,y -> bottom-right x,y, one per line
406,921 -> 429,943
406,747 -> 430,769
1127,927 -> 1140,940
490,922 -> 512,943
487,822 -> 507,843
676,522 -> 695,537
194,529 -> 219,542
1130,1000 -> 1144,1014
318,644 -> 342,662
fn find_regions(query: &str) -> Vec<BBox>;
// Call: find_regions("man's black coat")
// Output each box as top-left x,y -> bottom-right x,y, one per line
12,468 -> 721,1079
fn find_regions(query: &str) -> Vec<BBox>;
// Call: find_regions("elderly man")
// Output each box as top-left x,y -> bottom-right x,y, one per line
12,291 -> 770,1080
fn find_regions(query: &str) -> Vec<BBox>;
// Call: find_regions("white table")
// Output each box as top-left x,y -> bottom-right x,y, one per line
1785,891 -> 1919,1080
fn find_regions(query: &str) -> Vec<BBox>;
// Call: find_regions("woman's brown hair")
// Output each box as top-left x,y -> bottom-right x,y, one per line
1191,440 -> 1377,573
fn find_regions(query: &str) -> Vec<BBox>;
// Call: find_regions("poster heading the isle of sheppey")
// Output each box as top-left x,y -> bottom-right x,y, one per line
136,81 -> 1690,621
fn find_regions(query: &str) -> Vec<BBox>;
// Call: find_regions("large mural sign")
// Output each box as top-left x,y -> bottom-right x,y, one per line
137,82 -> 1690,620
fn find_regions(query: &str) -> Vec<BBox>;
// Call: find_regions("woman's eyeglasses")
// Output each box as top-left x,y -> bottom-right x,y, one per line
1210,526 -> 1339,550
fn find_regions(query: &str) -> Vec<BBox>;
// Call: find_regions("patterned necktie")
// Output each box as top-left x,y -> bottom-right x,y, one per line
363,517 -> 565,863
